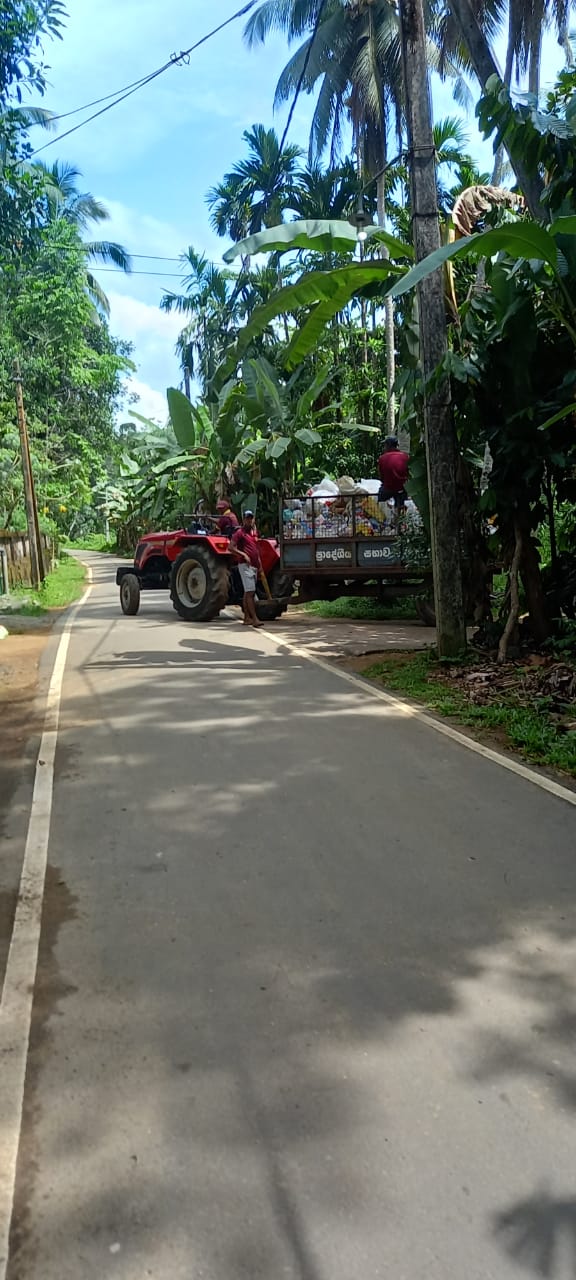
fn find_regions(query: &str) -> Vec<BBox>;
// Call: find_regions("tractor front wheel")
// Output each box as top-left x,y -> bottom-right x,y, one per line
120,573 -> 141,616
170,546 -> 229,622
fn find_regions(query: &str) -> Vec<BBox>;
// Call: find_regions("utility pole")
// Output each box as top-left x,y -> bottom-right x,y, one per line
397,0 -> 466,657
13,359 -> 44,587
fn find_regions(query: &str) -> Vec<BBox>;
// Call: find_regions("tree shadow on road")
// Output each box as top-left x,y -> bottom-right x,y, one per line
7,620 -> 576,1279
494,1188 -> 576,1278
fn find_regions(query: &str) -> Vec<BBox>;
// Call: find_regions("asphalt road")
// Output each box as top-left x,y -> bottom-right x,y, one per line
6,554 -> 576,1280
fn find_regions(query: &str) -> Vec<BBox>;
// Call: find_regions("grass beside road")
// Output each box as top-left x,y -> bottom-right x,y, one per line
64,533 -> 116,552
6,553 -> 86,616
360,650 -> 576,778
303,596 -> 418,622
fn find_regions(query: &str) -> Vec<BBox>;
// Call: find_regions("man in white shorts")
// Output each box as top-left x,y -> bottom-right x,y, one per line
231,511 -> 263,628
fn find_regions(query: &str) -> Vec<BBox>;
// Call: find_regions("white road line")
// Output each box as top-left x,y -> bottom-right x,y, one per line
0,574 -> 92,1277
261,629 -> 576,809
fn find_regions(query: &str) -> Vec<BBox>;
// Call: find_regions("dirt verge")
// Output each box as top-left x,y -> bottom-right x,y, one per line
0,620 -> 55,988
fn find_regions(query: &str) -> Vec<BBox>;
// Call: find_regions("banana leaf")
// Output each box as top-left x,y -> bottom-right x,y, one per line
223,219 -> 412,264
387,222 -> 561,301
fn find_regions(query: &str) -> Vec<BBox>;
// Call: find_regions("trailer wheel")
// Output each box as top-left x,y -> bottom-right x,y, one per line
170,546 -> 229,622
120,573 -> 141,616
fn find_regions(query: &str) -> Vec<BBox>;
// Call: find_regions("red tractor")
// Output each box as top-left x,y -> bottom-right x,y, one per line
115,516 -> 293,623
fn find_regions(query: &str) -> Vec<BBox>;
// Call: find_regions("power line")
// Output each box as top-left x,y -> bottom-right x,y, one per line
131,254 -> 181,262
24,246 -> 231,270
31,0 -> 259,157
95,268 -> 185,277
43,75 -> 172,124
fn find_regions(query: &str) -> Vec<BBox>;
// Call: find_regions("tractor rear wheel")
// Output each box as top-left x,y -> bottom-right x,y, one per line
255,568 -> 294,622
170,546 -> 229,622
120,573 -> 141,616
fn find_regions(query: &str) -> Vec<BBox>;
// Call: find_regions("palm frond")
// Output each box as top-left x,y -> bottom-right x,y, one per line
84,241 -> 132,271
85,271 -> 110,316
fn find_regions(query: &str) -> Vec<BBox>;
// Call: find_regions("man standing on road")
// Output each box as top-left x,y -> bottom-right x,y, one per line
378,436 -> 410,507
231,510 -> 263,628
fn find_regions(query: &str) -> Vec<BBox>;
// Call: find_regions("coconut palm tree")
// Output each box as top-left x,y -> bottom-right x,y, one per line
206,176 -> 253,244
33,160 -> 131,312
245,1 -> 410,432
35,161 -> 131,268
290,159 -> 360,218
160,249 -> 239,396
206,125 -> 304,238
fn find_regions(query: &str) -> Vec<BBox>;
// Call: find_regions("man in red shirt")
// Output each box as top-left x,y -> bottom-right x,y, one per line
231,510 -> 263,628
215,499 -> 240,537
378,436 -> 410,507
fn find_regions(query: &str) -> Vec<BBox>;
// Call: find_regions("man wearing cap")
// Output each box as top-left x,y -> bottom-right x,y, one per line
215,499 -> 240,537
378,436 -> 410,507
231,510 -> 263,628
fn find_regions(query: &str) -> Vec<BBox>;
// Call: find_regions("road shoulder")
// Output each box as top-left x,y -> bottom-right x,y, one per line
0,621 -> 61,992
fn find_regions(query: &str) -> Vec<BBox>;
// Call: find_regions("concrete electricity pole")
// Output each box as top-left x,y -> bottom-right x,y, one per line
13,359 -> 44,587
397,0 -> 466,657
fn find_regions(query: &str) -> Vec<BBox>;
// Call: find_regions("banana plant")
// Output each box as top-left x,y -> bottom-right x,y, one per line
215,258 -> 403,384
223,217 -> 413,264
218,357 -> 376,512
385,218 -> 576,302
167,387 -> 245,507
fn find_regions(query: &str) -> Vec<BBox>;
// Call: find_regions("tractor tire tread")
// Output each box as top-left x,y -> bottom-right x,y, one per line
170,547 -> 229,622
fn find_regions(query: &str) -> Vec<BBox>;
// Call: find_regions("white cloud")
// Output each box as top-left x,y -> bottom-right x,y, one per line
89,199 -> 232,404
97,197 -> 225,269
107,291 -> 182,343
125,378 -> 169,424
105,289 -> 183,400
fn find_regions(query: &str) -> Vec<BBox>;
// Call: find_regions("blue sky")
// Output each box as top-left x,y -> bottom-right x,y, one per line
32,1 -> 566,421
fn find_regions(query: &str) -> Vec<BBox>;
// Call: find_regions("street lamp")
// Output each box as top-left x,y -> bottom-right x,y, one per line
350,192 -> 372,247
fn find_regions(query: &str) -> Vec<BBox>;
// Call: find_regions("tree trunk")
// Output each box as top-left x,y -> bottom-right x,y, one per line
545,467 -> 558,573
491,21 -> 514,186
528,4 -> 544,98
377,172 -> 396,436
558,17 -> 574,66
498,522 -> 522,662
455,451 -> 491,622
518,510 -> 551,643
448,0 -> 545,219
360,298 -> 369,365
398,0 -> 466,657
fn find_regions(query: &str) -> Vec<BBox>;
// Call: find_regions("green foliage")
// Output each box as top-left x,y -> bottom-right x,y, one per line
218,259 -> 402,382
64,533 -> 115,552
100,417 -> 199,551
387,221 -> 562,301
304,596 -> 418,620
9,552 -> 85,615
363,652 -> 576,777
207,124 -> 303,237
167,388 -> 198,450
0,220 -> 133,535
0,2 -> 64,265
0,2 -> 134,547
477,73 -> 576,219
